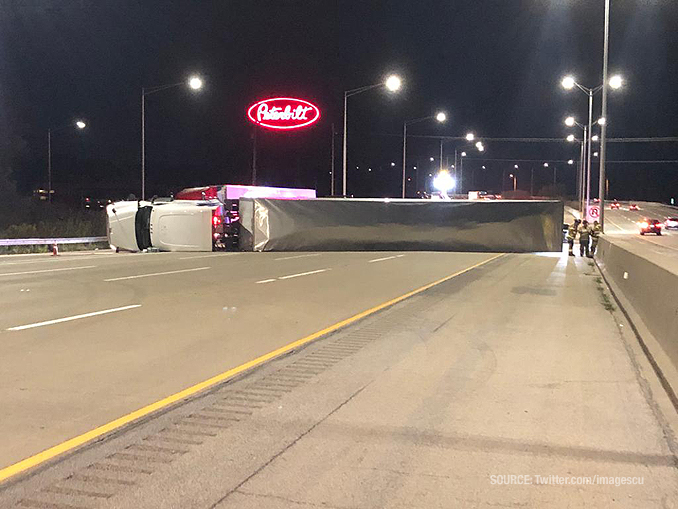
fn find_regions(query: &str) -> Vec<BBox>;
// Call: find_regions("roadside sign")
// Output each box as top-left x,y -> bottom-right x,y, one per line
587,205 -> 600,223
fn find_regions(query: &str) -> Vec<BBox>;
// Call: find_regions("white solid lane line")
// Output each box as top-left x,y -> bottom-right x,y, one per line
279,268 -> 330,280
256,278 -> 277,284
0,265 -> 96,277
179,253 -> 241,260
368,254 -> 405,263
104,266 -> 210,282
274,253 -> 321,261
6,304 -> 142,331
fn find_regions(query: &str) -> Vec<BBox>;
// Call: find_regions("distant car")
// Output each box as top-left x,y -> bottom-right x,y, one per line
629,204 -> 639,211
610,202 -> 621,210
665,217 -> 678,230
639,219 -> 662,236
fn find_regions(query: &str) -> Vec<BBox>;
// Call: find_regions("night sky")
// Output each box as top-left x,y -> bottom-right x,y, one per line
1,0 -> 677,202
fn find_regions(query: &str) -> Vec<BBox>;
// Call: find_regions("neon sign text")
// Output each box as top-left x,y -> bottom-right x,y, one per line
247,97 -> 320,130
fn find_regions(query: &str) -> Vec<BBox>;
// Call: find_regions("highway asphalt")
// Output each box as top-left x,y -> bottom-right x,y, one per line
602,201 -> 678,273
0,249 -> 497,470
1,248 -> 677,507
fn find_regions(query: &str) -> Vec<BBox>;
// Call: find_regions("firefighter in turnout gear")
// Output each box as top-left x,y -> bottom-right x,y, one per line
567,219 -> 580,256
579,219 -> 591,257
590,220 -> 602,257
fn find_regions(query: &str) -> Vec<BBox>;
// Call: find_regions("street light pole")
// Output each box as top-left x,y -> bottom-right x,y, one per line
402,112 -> 446,199
580,126 -> 587,215
342,91 -> 348,196
47,129 -> 52,203
342,75 -> 402,197
46,120 -> 87,204
586,89 -> 593,217
599,0 -> 611,231
402,123 -> 407,199
331,123 -> 335,196
439,138 -> 443,173
141,75 -> 203,201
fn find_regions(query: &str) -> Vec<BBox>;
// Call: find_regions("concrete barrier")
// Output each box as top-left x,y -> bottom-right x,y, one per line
596,236 -> 678,401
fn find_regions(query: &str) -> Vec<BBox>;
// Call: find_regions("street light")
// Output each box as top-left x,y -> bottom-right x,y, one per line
141,74 -> 204,200
543,163 -> 549,167
433,170 -> 456,195
47,119 -> 88,203
565,116 -> 576,127
597,117 -> 606,126
562,76 -> 576,90
609,75 -> 623,90
562,71 -> 622,226
568,159 -> 574,165
402,110 -> 446,198
567,134 -> 576,142
514,164 -> 519,169
465,132 -> 475,142
591,135 -> 599,142
385,75 -> 402,92
342,73 -> 402,196
509,173 -> 517,191
188,76 -> 203,90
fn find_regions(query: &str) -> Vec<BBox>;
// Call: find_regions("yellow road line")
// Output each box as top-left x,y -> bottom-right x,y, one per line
0,253 -> 505,484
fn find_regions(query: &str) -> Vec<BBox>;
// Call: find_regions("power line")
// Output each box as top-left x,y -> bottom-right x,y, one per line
464,157 -> 678,164
372,133 -> 678,143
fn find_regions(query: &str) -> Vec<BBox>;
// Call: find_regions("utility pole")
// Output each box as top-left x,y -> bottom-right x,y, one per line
330,123 -> 335,196
599,0 -> 611,231
252,128 -> 257,185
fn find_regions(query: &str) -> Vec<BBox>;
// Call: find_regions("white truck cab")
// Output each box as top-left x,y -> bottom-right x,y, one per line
107,200 -> 221,252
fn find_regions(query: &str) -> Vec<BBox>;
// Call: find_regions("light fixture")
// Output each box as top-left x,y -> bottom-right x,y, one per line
188,76 -> 203,90
465,132 -> 475,142
75,120 -> 86,129
435,112 -> 447,122
562,76 -> 576,90
543,163 -> 549,167
565,117 -> 576,127
609,75 -> 623,90
598,117 -> 606,126
567,134 -> 576,142
385,75 -> 402,92
568,159 -> 574,165
591,135 -> 599,142
433,170 -> 456,192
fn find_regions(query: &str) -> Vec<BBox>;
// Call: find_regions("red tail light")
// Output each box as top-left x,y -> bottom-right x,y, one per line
212,210 -> 222,227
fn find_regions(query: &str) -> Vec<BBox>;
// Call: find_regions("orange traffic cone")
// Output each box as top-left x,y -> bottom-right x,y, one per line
52,243 -> 59,256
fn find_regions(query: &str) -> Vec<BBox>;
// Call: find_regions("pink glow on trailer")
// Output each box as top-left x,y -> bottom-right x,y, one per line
175,185 -> 316,201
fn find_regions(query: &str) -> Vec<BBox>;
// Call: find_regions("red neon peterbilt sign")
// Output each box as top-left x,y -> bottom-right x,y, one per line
247,97 -> 321,130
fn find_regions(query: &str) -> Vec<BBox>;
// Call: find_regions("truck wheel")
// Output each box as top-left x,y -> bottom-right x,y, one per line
640,232 -> 645,235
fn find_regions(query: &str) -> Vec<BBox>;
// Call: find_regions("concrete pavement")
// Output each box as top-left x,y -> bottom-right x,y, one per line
1,249 -> 677,507
0,249 -> 495,469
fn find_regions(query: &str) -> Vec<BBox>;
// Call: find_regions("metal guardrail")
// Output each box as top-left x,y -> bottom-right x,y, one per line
0,236 -> 108,247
